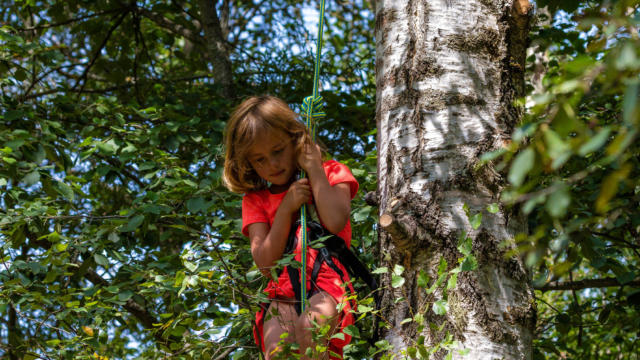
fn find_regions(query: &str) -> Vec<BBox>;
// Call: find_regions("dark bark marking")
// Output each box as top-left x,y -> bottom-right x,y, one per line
375,8 -> 397,36
445,27 -> 501,60
423,89 -> 487,112
474,230 -> 527,282
478,0 -> 500,14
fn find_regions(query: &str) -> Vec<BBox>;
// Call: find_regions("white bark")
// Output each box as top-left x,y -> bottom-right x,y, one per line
375,0 -> 535,359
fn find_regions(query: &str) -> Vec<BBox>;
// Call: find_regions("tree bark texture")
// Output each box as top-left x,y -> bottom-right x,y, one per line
375,0 -> 535,359
198,0 -> 233,97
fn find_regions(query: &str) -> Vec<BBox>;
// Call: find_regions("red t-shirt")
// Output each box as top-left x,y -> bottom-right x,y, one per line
242,160 -> 358,242
242,160 -> 359,356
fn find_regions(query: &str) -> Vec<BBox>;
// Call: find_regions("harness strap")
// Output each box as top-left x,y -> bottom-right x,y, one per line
312,247 -> 345,282
280,220 -> 379,316
287,264 -> 304,316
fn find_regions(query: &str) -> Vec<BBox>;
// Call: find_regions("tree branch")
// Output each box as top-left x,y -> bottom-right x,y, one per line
16,9 -> 123,31
137,7 -> 201,44
21,74 -> 215,100
8,304 -> 20,360
83,268 -> 167,344
72,10 -> 129,93
220,0 -> 230,39
197,0 -> 233,97
19,63 -> 88,102
379,197 -> 430,251
535,277 -> 640,292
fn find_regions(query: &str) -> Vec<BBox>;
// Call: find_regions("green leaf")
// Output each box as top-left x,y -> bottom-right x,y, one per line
554,79 -> 581,94
470,213 -> 482,230
343,325 -> 360,337
2,156 -> 17,164
614,270 -> 636,285
487,203 -> 499,213
437,258 -> 448,276
457,235 -> 472,256
391,274 -> 405,288
556,314 -> 571,334
352,206 -> 371,222
544,129 -> 570,169
480,148 -> 507,162
186,197 -> 207,213
432,299 -> 448,315
545,185 -> 571,218
372,267 -> 388,274
43,270 -> 57,283
118,290 -> 133,302
22,171 -> 40,186
392,264 -> 404,276
446,272 -> 458,290
508,148 -> 535,186
578,127 -> 611,156
417,270 -> 430,288
94,254 -> 109,267
121,215 -> 145,232
48,231 -> 61,243
615,42 -> 639,70
460,255 -> 478,271
54,181 -> 75,201
184,261 -> 197,272
96,139 -> 118,155
622,81 -> 639,125
598,306 -> 612,324
54,242 -> 68,252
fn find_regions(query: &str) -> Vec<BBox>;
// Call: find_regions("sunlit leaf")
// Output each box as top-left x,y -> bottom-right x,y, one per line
508,148 -> 535,186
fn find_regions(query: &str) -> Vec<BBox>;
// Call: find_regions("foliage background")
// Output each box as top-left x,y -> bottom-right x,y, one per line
0,0 -> 638,359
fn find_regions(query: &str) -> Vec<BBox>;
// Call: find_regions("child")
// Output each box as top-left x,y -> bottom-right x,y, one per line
223,95 -> 359,360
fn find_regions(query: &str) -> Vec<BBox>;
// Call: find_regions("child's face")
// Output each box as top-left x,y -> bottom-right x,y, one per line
247,130 -> 297,187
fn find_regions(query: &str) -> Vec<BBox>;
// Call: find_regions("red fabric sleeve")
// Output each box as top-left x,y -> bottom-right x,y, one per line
324,160 -> 359,199
242,192 -> 268,237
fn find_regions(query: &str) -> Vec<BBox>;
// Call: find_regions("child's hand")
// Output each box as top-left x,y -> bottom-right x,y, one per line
297,143 -> 323,174
283,178 -> 311,213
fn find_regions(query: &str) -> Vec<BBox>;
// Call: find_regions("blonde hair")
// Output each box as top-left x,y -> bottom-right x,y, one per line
223,96 -> 313,193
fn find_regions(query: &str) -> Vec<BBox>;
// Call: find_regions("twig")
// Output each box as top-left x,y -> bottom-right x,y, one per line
138,7 -> 202,44
17,9 -> 123,31
21,74 -> 214,100
72,10 -> 129,93
536,277 -> 640,292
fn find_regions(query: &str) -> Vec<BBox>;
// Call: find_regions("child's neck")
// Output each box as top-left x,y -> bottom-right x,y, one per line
268,176 -> 296,194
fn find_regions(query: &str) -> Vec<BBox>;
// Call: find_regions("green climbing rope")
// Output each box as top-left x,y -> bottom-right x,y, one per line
299,0 -> 327,313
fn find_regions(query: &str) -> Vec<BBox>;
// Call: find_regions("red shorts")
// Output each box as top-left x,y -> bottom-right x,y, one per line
253,247 -> 356,359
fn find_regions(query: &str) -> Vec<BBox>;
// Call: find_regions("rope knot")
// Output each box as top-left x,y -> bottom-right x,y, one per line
301,95 -> 326,120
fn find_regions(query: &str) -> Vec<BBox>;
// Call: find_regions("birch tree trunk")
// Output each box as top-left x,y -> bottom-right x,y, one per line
375,0 -> 536,359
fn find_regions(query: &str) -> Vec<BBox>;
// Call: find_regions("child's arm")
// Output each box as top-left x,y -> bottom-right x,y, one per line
248,179 -> 311,277
299,144 -> 352,234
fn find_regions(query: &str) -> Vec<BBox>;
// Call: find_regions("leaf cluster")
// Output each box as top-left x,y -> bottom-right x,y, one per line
492,1 -> 640,358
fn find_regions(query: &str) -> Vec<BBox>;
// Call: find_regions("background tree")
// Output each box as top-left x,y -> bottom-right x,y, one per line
374,0 -> 535,358
1,0 -> 639,359
500,0 -> 640,358
0,1 -> 376,358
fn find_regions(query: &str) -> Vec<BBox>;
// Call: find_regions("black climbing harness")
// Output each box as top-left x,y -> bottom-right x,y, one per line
284,220 -> 379,316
